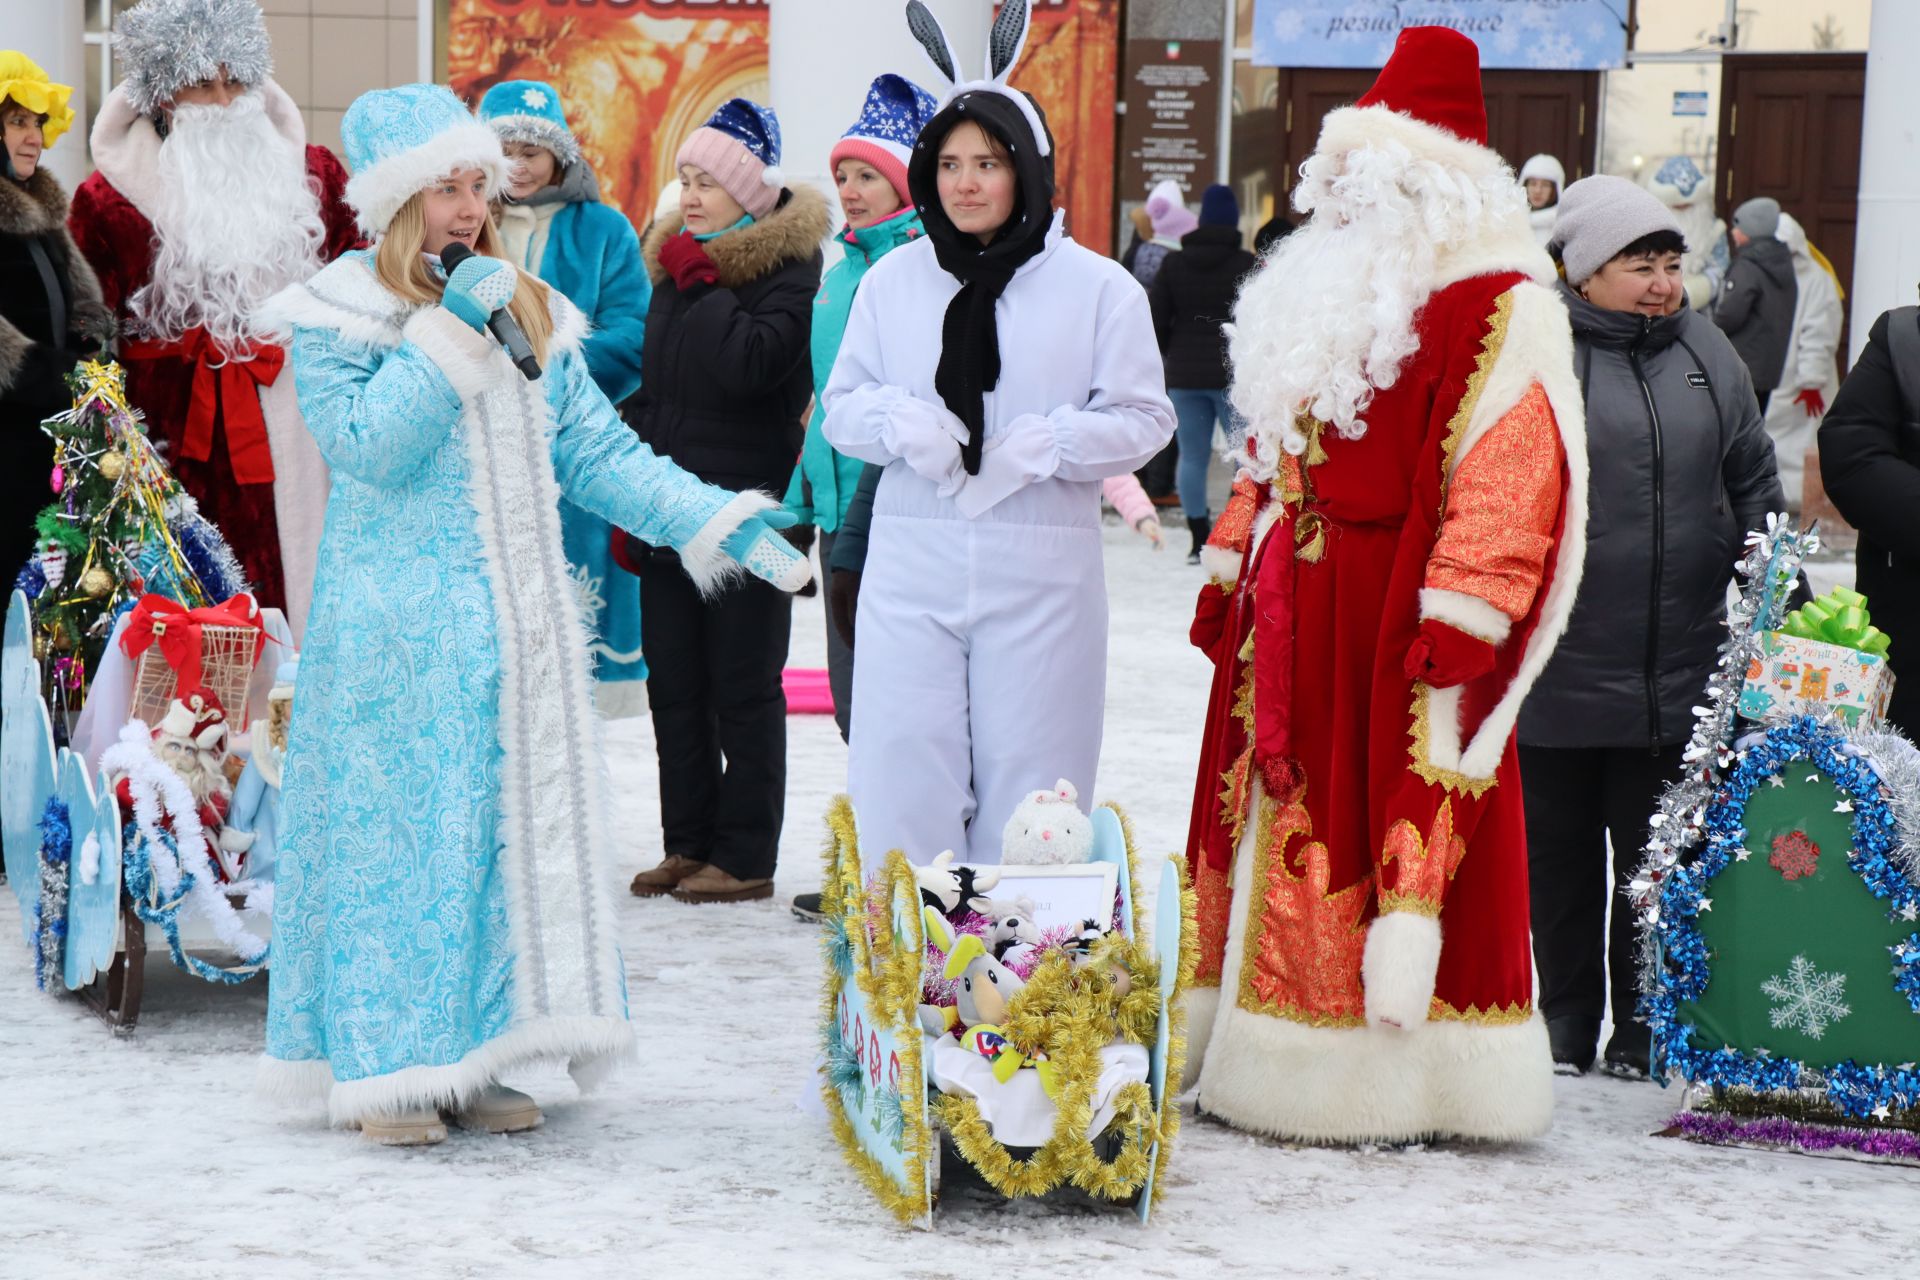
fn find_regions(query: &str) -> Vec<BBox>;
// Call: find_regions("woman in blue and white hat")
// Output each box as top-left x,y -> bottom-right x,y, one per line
479,77 -> 652,713
257,83 -> 811,1146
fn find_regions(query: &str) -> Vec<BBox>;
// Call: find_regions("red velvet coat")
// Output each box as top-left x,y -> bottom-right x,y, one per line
1187,270 -> 1585,1025
67,147 -> 360,610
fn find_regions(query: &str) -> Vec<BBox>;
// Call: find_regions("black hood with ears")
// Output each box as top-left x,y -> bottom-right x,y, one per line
907,87 -> 1056,265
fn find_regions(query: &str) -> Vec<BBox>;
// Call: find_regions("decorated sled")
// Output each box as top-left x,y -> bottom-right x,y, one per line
818,796 -> 1196,1226
1636,518 -> 1920,1160
5,363 -> 287,1029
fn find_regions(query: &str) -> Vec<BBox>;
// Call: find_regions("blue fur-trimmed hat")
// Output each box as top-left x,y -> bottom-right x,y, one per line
340,83 -> 508,237
478,79 -> 581,167
675,97 -> 784,219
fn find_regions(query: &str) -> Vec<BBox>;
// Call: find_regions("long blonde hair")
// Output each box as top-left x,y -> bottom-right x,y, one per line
374,193 -> 555,363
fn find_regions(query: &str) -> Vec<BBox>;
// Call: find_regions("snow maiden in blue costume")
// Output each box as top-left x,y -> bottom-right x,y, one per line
479,78 -> 652,712
256,85 -> 810,1145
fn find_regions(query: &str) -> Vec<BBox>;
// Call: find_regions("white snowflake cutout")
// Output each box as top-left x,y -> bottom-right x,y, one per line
521,87 -> 548,109
1761,954 -> 1851,1039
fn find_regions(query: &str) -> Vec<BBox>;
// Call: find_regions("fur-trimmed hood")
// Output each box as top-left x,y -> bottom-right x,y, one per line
642,183 -> 831,290
0,168 -> 113,343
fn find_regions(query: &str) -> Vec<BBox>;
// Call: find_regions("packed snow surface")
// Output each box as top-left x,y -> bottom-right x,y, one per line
4,524 -> 1911,1278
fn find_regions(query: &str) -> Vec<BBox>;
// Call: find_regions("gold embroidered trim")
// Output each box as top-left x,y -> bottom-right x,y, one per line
1437,290 -> 1516,517
1234,796 -> 1370,1028
1376,891 -> 1443,918
1406,686 -> 1499,799
1427,998 -> 1534,1026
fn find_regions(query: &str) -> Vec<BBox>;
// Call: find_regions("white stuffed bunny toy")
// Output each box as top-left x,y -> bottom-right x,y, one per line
1000,779 -> 1093,866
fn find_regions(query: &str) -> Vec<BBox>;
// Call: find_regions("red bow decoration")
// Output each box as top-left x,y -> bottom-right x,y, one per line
119,593 -> 265,692
122,329 -> 285,485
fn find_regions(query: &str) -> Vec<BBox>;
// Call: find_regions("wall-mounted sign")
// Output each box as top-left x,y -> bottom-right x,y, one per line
1118,39 -> 1222,203
1251,1 -> 1628,71
1673,90 -> 1710,117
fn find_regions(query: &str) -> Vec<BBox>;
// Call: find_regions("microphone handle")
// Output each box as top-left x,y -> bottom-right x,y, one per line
486,309 -> 542,381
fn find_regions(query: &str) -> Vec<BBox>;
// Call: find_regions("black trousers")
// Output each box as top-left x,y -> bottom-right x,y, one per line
1519,742 -> 1684,1051
640,553 -> 791,880
1136,438 -> 1179,499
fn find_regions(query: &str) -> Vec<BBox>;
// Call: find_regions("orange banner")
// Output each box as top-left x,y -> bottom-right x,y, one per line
1010,0 -> 1118,255
448,0 -> 769,227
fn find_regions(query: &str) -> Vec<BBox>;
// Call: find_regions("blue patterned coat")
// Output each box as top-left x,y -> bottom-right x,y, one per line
256,251 -> 765,1122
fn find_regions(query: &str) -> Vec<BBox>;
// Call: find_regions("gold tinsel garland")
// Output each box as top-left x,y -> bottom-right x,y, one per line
822,797 -> 1200,1216
819,798 -> 934,1226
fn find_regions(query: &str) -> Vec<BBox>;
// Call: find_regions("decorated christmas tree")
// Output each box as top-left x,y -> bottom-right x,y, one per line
13,361 -> 247,729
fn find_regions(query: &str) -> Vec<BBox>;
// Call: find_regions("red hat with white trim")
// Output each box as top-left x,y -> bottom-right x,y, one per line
1354,26 -> 1488,147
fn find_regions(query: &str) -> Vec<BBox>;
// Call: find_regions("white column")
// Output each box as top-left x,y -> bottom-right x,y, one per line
768,0 -> 987,216
1849,0 -> 1920,362
12,0 -> 89,189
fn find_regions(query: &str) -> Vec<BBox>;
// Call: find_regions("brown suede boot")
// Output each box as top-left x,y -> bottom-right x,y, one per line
630,854 -> 706,898
671,864 -> 774,904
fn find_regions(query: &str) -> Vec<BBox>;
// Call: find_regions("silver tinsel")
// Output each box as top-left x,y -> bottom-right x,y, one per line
1631,516 -> 1818,994
1848,724 -> 1920,884
116,0 -> 273,117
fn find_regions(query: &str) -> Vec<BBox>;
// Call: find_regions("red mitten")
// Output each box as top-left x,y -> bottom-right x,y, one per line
659,231 -> 719,292
1190,580 -> 1231,657
609,527 -> 648,576
1403,618 -> 1498,689
1793,387 -> 1825,417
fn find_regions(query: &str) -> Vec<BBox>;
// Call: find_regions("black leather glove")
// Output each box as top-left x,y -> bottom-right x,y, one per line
829,568 -> 861,649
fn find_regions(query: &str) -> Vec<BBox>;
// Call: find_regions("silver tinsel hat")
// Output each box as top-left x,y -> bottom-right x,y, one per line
115,0 -> 273,117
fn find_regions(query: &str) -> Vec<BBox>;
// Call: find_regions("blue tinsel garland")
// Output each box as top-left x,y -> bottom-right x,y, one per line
120,821 -> 265,986
13,557 -> 47,603
1644,716 -> 1917,1118
169,508 -> 250,601
30,798 -> 72,992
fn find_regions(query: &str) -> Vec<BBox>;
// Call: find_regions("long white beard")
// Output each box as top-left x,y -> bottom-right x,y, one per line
155,737 -> 229,807
133,89 -> 326,351
1226,138 -> 1526,463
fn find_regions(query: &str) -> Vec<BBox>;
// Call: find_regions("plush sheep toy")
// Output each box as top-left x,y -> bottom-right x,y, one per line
1000,779 -> 1094,865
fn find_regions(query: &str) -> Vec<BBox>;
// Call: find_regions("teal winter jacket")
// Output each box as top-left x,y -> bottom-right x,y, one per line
783,206 -> 923,530
509,161 -> 651,405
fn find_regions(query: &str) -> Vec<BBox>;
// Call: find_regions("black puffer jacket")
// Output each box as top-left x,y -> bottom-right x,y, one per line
1148,224 -> 1256,389
1,166 -> 112,581
1519,285 -> 1787,750
1818,307 -> 1920,734
1713,234 -> 1797,399
630,184 -> 830,494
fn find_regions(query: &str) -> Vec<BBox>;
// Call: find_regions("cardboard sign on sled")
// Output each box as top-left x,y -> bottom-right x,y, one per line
818,795 -> 1195,1227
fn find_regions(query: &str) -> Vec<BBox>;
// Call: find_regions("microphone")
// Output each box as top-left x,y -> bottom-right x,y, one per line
438,241 -> 542,381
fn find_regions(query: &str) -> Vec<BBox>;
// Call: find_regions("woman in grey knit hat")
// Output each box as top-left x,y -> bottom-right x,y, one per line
1518,175 -> 1791,1079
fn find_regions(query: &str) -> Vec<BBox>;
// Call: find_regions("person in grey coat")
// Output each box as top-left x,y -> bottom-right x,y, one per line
1713,196 -> 1798,413
1522,177 -> 1791,1079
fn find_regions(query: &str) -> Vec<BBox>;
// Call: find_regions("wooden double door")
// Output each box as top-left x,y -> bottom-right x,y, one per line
1270,68 -> 1600,201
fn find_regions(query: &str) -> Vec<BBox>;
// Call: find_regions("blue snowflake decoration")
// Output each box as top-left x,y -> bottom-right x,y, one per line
1643,716 -> 1917,1119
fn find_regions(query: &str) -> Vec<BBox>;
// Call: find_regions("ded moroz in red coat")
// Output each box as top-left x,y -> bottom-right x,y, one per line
68,81 -> 361,637
1182,29 -> 1589,1144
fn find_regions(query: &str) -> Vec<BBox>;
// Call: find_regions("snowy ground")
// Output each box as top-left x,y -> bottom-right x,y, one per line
3,518 -> 1912,1280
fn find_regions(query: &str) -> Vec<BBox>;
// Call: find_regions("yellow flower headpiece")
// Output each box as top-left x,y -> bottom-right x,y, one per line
0,51 -> 76,151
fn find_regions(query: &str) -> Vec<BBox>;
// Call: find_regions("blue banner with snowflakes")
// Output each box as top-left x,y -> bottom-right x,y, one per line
1251,1 -> 1629,70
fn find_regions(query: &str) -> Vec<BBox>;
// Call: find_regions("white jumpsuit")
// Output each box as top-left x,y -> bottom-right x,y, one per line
823,214 -> 1176,865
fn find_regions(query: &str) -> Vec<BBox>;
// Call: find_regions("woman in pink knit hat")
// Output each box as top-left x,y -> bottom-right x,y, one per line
621,97 -> 832,906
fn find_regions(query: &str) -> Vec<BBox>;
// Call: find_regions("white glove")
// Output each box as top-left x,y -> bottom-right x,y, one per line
885,395 -> 969,489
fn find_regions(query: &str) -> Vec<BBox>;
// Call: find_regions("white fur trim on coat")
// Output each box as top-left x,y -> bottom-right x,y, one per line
1418,280 -> 1588,782
1419,587 -> 1512,645
345,119 -> 509,238
258,1015 -> 635,1126
260,254 -> 588,360
1197,791 -> 1552,1142
1362,910 -> 1443,1029
675,488 -> 779,598
402,307 -> 499,401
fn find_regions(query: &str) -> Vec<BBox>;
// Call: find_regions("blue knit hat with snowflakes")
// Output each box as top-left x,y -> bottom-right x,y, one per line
340,83 -> 507,237
478,79 -> 580,167
675,97 -> 784,219
830,73 -> 938,207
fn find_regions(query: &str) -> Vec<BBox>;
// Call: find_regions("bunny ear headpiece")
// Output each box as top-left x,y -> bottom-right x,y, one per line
904,0 -> 1050,158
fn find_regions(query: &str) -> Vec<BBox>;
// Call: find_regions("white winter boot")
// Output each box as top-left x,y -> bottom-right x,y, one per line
447,1084 -> 542,1134
361,1106 -> 448,1146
